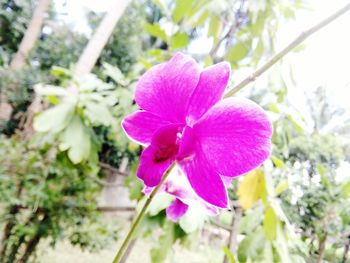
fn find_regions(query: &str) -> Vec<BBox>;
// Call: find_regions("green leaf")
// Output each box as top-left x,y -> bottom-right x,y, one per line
223,246 -> 238,263
274,223 -> 291,263
275,180 -> 289,196
190,9 -> 209,28
237,169 -> 266,209
172,0 -> 193,23
238,227 -> 265,262
341,181 -> 350,198
227,42 -> 250,63
50,66 -> 72,78
148,193 -> 173,216
33,103 -> 75,133
34,84 -> 68,97
250,12 -> 265,36
239,206 -> 263,234
262,241 -> 274,263
102,62 -> 128,86
152,0 -> 168,15
59,115 -> 91,164
171,32 -> 189,49
208,15 -> 221,41
317,164 -> 330,191
144,23 -> 168,42
254,39 -> 264,59
263,207 -> 277,241
271,156 -> 285,168
150,221 -> 175,263
83,102 -> 114,126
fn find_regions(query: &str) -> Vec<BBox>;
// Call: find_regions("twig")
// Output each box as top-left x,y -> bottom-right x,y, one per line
223,206 -> 242,263
225,3 -> 350,97
97,206 -> 135,212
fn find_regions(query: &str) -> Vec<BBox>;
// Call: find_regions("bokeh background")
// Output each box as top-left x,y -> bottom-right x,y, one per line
0,0 -> 349,262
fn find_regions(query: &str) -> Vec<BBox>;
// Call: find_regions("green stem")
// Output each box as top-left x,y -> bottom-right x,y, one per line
112,163 -> 174,263
224,3 -> 350,97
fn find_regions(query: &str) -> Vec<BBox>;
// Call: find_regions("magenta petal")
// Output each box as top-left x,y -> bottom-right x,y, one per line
166,198 -> 189,222
137,146 -> 174,187
194,97 -> 273,177
137,124 -> 182,187
186,62 -> 230,125
179,154 -> 228,208
135,53 -> 201,123
122,111 -> 171,145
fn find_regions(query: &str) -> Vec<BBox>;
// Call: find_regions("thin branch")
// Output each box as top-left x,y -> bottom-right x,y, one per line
223,206 -> 242,263
225,3 -> 350,97
97,206 -> 135,212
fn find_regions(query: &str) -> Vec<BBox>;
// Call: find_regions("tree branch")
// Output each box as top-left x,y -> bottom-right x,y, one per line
225,3 -> 350,97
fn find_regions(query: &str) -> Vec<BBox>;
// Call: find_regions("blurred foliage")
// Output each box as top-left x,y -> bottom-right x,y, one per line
0,67 -> 48,134
1,0 -> 350,262
0,136 -> 118,262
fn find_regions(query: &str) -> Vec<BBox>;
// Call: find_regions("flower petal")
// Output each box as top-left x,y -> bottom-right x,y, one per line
122,111 -> 171,145
179,153 -> 228,208
186,62 -> 231,125
166,198 -> 189,222
137,124 -> 182,187
135,53 -> 201,123
194,97 -> 273,177
137,146 -> 174,187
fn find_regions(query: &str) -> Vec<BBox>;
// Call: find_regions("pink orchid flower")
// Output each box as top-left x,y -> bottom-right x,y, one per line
122,53 -> 272,209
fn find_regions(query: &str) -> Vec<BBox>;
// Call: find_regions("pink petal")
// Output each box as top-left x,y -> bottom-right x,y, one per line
135,53 -> 201,123
194,97 -> 273,177
179,153 -> 229,208
137,124 -> 182,187
137,146 -> 174,187
166,198 -> 189,222
186,62 -> 231,125
122,111 -> 171,145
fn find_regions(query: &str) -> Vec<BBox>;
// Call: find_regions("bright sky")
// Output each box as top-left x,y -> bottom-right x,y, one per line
54,0 -> 112,35
279,0 -> 350,118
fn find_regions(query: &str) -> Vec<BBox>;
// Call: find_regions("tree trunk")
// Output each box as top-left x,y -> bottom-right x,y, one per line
223,205 -> 242,263
17,214 -> 48,263
316,234 -> 328,263
74,0 -> 130,77
9,0 -> 51,70
0,205 -> 19,259
1,0 -> 51,122
0,183 -> 23,259
342,237 -> 350,263
6,213 -> 38,263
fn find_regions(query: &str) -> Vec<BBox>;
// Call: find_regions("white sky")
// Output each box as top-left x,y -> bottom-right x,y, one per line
278,0 -> 350,115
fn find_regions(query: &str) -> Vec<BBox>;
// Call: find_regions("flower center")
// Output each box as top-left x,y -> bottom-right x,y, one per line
153,143 -> 179,163
150,125 -> 195,164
